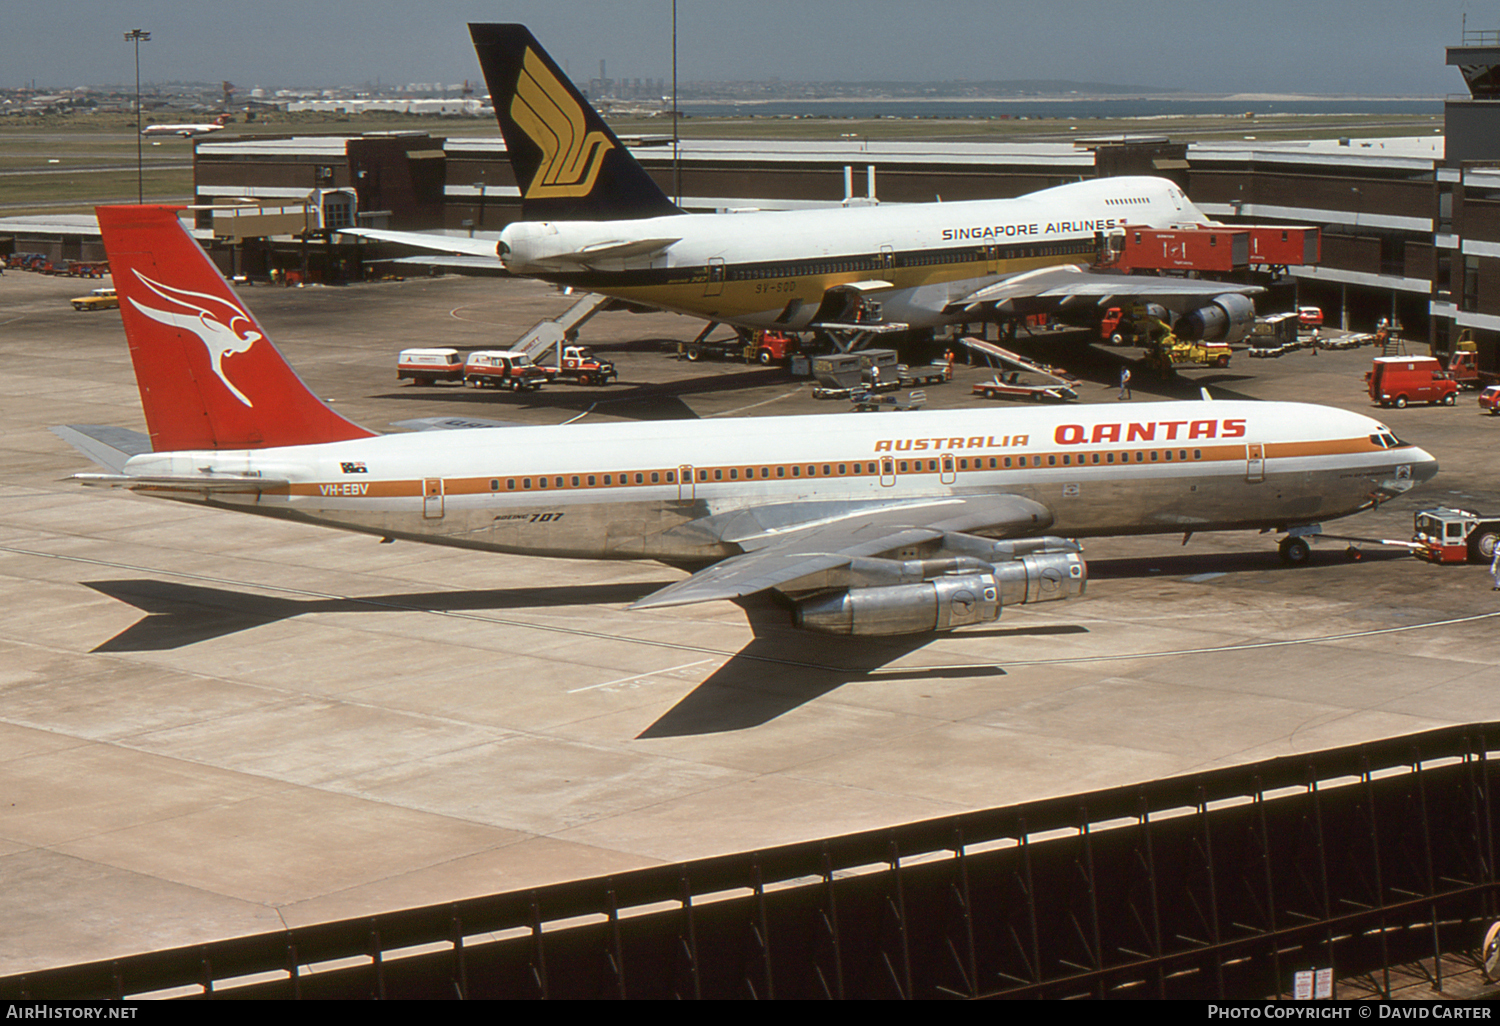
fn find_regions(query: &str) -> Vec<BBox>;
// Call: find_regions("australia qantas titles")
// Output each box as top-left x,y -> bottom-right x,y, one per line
873,416 -> 1243,454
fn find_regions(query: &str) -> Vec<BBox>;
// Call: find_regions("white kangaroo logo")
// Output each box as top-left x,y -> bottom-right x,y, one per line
128,270 -> 262,407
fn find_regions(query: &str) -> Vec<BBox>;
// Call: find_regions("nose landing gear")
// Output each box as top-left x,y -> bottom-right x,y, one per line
1278,535 -> 1313,565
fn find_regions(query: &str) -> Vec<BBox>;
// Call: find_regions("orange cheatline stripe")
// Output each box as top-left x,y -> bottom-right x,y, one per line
271,437 -> 1403,500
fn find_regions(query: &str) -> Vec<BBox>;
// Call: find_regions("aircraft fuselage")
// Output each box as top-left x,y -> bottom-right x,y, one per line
498,177 -> 1198,330
117,401 -> 1436,569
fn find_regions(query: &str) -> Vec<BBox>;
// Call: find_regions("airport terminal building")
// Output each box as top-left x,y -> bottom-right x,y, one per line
8,37 -> 1500,368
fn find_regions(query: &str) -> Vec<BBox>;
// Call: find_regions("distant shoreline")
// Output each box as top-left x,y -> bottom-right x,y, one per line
679,93 -> 1441,105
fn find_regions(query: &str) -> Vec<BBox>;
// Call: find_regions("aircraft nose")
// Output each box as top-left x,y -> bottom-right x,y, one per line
1414,448 -> 1440,484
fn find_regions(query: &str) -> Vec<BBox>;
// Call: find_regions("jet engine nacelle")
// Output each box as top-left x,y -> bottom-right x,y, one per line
1173,293 -> 1256,343
990,550 -> 1087,606
793,572 -> 1001,636
792,548 -> 1088,636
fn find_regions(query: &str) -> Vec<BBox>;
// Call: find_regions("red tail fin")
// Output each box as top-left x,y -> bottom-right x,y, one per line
96,205 -> 375,451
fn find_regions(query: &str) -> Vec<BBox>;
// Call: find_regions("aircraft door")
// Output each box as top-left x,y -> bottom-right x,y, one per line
940,454 -> 957,484
879,245 -> 894,272
1246,444 -> 1265,483
678,465 -> 695,503
880,456 -> 896,487
705,258 -> 726,297
423,478 -> 445,519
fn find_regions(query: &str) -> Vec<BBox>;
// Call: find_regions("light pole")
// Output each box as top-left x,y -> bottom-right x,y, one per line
671,0 -> 680,206
124,29 -> 150,204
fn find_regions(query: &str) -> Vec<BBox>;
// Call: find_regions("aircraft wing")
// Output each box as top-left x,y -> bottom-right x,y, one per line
337,230 -> 680,269
630,493 -> 1051,610
949,264 -> 1261,314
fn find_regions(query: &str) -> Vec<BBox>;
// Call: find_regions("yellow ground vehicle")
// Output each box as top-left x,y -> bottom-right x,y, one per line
71,288 -> 118,312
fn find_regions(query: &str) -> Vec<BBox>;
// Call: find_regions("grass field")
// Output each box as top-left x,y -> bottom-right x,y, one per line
0,107 -> 1445,215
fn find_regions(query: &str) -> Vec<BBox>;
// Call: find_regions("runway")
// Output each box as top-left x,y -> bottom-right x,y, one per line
3,268 -> 1497,977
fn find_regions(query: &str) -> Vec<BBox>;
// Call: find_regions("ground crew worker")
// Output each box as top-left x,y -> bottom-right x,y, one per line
1119,365 -> 1132,400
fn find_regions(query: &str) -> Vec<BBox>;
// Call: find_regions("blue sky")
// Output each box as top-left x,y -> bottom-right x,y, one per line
1,1 -> 1486,95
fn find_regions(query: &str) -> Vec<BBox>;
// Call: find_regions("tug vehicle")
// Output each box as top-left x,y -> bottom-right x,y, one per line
543,345 -> 617,386
1411,508 -> 1500,563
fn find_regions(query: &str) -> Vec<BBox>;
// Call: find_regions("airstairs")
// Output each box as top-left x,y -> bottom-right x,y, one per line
512,292 -> 612,361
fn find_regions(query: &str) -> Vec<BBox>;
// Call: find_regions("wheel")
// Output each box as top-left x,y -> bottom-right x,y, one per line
1394,395 -> 1408,408
1279,537 -> 1312,566
1216,355 -> 1230,368
758,349 -> 773,365
1443,392 -> 1457,406
1109,332 -> 1124,345
686,347 -> 701,362
580,373 -> 594,387
1472,531 -> 1500,563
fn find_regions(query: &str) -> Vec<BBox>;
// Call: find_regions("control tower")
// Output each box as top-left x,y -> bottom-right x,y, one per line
1446,25 -> 1500,162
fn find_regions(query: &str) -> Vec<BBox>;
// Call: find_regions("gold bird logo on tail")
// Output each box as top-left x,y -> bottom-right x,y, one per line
510,48 -> 615,199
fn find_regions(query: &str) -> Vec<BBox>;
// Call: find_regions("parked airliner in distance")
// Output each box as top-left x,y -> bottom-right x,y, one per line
53,204 -> 1437,636
346,24 -> 1261,346
141,114 -> 230,138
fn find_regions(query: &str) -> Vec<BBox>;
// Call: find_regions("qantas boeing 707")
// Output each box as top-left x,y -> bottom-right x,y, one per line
52,204 -> 1437,636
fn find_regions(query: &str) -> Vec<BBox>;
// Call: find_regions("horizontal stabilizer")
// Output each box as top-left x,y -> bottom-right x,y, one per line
380,255 -> 511,276
50,425 -> 153,473
530,238 -> 681,267
70,472 -> 290,493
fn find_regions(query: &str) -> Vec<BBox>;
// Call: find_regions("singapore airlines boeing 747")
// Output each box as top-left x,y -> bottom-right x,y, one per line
345,24 -> 1263,346
53,205 -> 1436,636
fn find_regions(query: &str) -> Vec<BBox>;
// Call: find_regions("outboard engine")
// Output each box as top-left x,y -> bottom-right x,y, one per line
791,537 -> 1087,636
1174,293 -> 1256,343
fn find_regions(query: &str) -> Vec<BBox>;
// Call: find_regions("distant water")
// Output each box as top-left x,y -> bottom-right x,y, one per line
677,97 -> 1444,119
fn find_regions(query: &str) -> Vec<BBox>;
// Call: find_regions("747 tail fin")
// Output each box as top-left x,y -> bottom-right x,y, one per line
96,205 -> 376,452
470,23 -> 682,221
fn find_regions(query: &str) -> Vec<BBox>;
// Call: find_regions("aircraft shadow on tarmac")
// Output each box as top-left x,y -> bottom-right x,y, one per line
634,595 -> 1087,738
1087,545 -> 1406,581
82,578 -> 668,652
83,577 -> 1087,737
